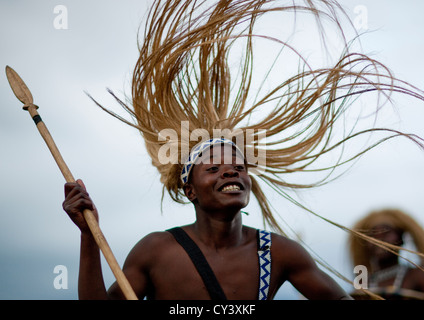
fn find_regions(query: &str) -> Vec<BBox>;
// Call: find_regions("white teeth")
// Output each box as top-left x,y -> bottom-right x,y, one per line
221,185 -> 241,192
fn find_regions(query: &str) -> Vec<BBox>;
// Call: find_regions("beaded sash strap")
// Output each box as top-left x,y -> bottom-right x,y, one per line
257,230 -> 272,300
168,227 -> 272,300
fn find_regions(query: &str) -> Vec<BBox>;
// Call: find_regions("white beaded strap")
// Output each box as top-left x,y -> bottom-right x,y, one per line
258,230 -> 272,300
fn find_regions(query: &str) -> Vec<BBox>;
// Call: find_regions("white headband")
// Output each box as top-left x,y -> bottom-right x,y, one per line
180,138 -> 244,184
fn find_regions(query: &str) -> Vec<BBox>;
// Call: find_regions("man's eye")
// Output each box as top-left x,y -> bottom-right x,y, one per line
207,166 -> 219,171
235,165 -> 245,171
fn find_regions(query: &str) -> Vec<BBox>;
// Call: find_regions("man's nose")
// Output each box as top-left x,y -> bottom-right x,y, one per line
222,166 -> 239,178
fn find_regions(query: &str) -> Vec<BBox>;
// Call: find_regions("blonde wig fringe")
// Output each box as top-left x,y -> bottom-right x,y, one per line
349,209 -> 424,272
91,0 -> 424,296
96,0 -> 424,232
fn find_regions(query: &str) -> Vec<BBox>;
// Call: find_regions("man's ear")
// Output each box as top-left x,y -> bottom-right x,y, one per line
183,183 -> 197,202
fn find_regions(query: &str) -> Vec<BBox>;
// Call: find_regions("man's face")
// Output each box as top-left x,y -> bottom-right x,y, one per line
367,223 -> 404,259
184,144 -> 251,216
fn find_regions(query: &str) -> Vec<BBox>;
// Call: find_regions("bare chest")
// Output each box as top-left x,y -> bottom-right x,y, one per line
149,243 -> 260,300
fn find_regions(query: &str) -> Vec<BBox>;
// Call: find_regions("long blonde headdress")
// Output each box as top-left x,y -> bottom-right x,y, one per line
349,209 -> 424,271
94,0 -> 424,237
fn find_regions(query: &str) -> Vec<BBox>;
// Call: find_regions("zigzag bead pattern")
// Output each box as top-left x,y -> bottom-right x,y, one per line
258,230 -> 271,300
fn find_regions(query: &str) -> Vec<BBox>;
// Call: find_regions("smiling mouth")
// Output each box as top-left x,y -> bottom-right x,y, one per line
219,183 -> 243,192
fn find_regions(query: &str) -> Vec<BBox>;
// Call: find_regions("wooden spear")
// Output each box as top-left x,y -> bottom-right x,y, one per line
5,65 -> 138,300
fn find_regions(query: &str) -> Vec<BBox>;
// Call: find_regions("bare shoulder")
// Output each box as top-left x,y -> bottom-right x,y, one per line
401,266 -> 424,294
137,230 -> 176,247
124,230 -> 177,268
271,233 -> 309,256
269,232 -> 351,299
270,232 -> 315,269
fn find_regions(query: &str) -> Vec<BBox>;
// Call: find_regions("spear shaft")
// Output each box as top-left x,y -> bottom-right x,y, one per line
6,66 -> 138,300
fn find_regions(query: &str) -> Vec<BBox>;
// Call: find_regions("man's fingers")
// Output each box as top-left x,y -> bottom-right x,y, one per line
63,180 -> 94,213
64,179 -> 86,195
76,179 -> 86,191
63,197 -> 93,214
64,181 -> 89,198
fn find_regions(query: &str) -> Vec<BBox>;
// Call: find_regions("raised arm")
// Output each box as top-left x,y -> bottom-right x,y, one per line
63,179 -> 109,299
63,179 -> 150,300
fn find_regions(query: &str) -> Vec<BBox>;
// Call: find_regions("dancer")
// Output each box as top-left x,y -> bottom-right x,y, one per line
63,0 -> 424,299
65,140 -> 352,299
349,209 -> 424,299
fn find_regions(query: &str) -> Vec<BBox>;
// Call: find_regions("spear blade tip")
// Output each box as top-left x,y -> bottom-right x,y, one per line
5,65 -> 34,106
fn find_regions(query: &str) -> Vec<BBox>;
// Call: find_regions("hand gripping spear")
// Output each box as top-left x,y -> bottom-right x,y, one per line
5,66 -> 138,300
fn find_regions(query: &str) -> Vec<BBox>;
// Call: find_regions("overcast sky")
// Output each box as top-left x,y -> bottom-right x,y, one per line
1,0 -> 424,300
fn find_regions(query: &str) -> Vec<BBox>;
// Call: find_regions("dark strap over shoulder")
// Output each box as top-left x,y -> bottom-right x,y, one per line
167,227 -> 227,300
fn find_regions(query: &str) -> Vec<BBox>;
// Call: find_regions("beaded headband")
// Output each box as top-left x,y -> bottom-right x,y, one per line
180,138 -> 244,184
